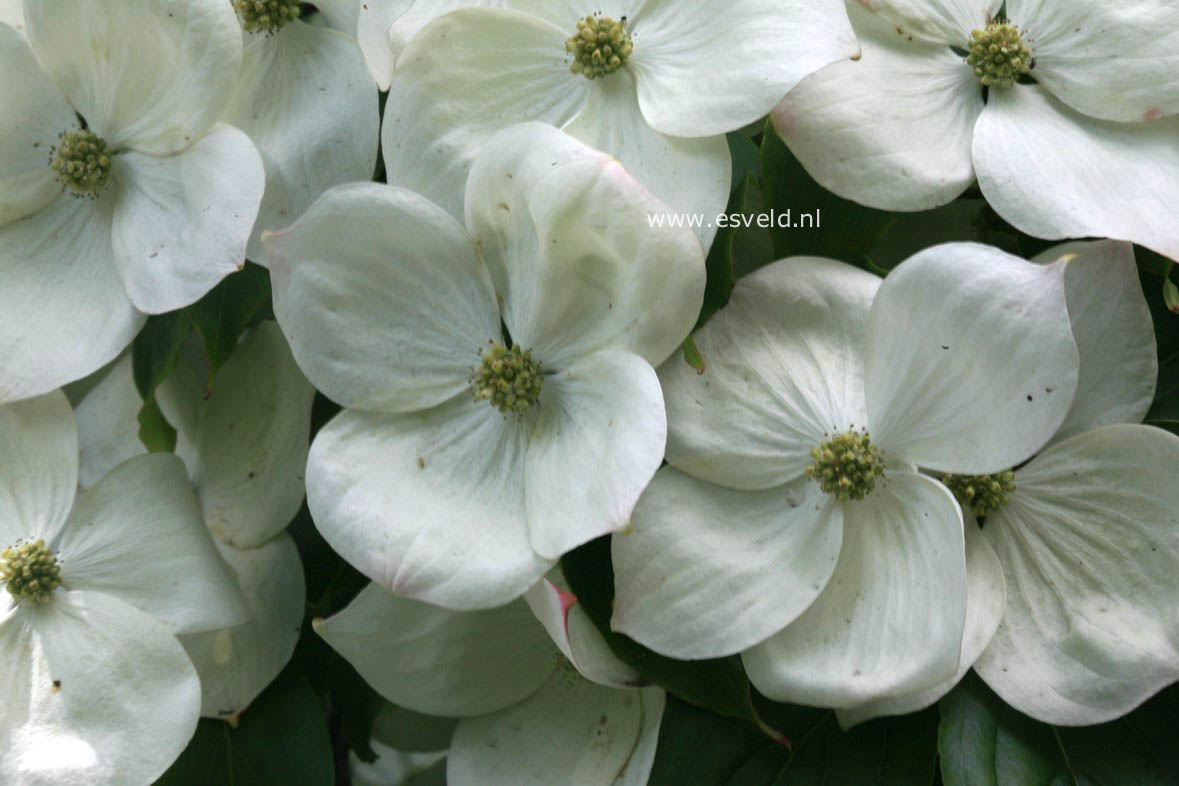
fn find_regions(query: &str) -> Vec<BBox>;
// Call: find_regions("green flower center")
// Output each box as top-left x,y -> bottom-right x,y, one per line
234,0 -> 301,34
471,343 -> 544,415
806,430 -> 885,501
967,22 -> 1033,88
50,130 -> 113,196
566,14 -> 633,80
941,471 -> 1016,516
2,539 -> 62,605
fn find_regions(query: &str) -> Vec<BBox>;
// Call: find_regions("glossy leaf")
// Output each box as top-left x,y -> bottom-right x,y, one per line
155,667 -> 333,786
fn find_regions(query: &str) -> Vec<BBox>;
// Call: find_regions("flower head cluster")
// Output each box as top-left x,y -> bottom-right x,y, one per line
0,392 -> 250,784
776,0 -> 1179,262
2,0 -> 1178,779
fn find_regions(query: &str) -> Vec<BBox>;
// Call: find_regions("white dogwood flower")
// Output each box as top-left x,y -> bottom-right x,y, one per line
824,240 -> 1174,728
0,392 -> 248,786
776,0 -> 1179,260
968,241 -> 1179,725
264,123 -> 703,610
0,0 -> 265,405
73,323 -> 314,721
223,0 -> 379,262
378,0 -> 859,248
316,576 -> 664,786
611,244 -> 1080,709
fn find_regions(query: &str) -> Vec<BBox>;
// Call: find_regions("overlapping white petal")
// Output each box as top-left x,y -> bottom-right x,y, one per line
1038,241 -> 1156,442
23,0 -> 242,155
382,8 -> 590,219
853,0 -> 999,45
974,86 -> 1179,262
562,68 -> 729,250
306,401 -> 552,610
465,123 -> 705,370
109,124 -> 264,314
742,471 -> 966,708
447,672 -> 651,786
774,3 -> 982,211
835,520 -> 1005,727
73,357 -> 143,491
976,425 -> 1179,725
359,0 -> 493,89
0,392 -> 78,545
223,20 -> 379,261
265,183 -> 500,414
524,577 -> 640,689
0,195 -> 143,406
525,350 -> 665,560
630,0 -> 858,138
0,24 -> 74,225
165,323 -> 314,548
179,535 -> 305,721
1009,0 -> 1179,122
612,469 -> 842,660
57,454 -> 249,635
865,243 -> 1078,473
316,584 -> 557,717
0,591 -> 202,786
0,1 -> 24,34
659,257 -> 878,491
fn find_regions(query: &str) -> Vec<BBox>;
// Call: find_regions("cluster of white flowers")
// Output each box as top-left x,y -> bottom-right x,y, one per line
2,0 -> 1178,784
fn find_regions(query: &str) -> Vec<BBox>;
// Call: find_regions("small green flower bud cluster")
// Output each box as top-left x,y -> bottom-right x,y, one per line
566,15 -> 633,80
50,130 -> 112,195
967,22 -> 1033,88
806,431 -> 885,501
234,0 -> 301,34
941,470 -> 1016,516
2,539 -> 62,605
472,343 -> 544,415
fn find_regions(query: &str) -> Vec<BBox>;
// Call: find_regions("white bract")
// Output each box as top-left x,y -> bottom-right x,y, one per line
377,0 -> 859,248
612,244 -> 1080,709
0,0 -> 22,34
776,0 -> 1179,260
264,123 -> 704,610
316,576 -> 664,786
0,392 -> 248,786
0,0 -> 265,404
73,323 -> 314,721
971,241 -> 1179,725
828,240 -> 1177,728
223,0 -> 380,262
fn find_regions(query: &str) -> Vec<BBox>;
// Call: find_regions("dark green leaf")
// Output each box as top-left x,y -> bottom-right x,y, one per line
184,262 -> 272,383
759,118 -> 896,270
647,696 -> 770,786
696,172 -> 753,329
939,673 -> 1070,786
871,199 -> 1023,270
155,667 -> 334,786
725,743 -> 792,786
728,132 -> 763,192
560,537 -> 767,730
775,708 -> 938,786
1146,351 -> 1179,430
681,336 -> 707,374
1054,686 -> 1179,786
136,396 -> 177,453
132,311 -> 192,400
940,672 -> 1179,786
649,696 -> 937,786
131,311 -> 193,453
